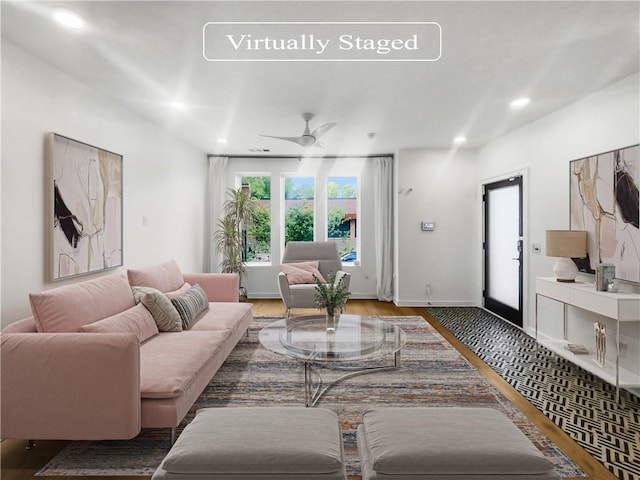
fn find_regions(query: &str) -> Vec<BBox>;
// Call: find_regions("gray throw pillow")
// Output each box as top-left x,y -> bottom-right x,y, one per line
132,286 -> 182,332
171,284 -> 209,330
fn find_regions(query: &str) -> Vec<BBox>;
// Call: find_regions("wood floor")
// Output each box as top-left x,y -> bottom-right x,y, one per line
0,299 -> 616,480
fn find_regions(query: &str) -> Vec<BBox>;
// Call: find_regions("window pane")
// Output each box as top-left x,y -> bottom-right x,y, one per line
242,176 -> 271,263
284,176 -> 315,243
327,176 -> 358,262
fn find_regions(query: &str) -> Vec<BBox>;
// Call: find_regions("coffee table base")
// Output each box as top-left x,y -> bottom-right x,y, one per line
304,350 -> 401,407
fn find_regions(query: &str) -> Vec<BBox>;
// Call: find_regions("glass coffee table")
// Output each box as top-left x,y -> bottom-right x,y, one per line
259,314 -> 406,406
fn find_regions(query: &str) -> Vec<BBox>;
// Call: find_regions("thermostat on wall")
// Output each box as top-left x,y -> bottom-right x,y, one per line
421,221 -> 435,231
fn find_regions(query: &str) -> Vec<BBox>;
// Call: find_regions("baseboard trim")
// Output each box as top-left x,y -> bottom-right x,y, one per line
396,300 -> 479,307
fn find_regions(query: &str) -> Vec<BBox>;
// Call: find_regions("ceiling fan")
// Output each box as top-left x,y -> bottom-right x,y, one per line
260,113 -> 337,148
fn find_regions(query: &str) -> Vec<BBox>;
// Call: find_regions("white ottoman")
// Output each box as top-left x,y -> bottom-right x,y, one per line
357,407 -> 561,480
152,407 -> 347,480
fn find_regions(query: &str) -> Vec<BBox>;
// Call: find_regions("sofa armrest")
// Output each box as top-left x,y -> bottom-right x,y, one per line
183,272 -> 239,302
1,332 -> 141,440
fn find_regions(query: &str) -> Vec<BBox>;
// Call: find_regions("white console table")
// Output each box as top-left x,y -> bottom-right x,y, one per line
535,277 -> 640,400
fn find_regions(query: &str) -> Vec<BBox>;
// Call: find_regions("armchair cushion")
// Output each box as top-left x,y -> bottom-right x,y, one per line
280,261 -> 327,285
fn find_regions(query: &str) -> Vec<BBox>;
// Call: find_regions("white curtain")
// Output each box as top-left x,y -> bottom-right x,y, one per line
208,156 -> 228,272
373,156 -> 394,301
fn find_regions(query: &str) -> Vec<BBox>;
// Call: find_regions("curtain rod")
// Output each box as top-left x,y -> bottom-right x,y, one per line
207,153 -> 395,160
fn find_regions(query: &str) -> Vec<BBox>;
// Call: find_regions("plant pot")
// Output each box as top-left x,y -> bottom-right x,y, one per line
239,286 -> 248,302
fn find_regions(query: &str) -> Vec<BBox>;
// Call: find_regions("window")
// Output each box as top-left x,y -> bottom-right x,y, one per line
242,176 -> 271,263
327,176 -> 358,262
284,176 -> 315,243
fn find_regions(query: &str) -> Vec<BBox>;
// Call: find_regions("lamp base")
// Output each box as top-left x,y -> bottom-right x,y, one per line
553,257 -> 579,282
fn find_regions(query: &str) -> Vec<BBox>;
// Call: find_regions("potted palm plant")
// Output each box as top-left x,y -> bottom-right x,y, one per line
213,187 -> 257,301
313,272 -> 351,331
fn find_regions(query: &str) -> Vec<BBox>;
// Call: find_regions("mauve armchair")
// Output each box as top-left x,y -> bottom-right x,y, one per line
277,241 -> 351,316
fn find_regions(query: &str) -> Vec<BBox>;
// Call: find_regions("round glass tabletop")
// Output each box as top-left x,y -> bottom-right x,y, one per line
258,314 -> 406,362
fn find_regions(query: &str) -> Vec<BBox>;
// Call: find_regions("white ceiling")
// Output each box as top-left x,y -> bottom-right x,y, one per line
2,1 -> 639,156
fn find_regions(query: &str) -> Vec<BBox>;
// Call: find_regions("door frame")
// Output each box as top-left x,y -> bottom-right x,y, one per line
479,169 -> 529,330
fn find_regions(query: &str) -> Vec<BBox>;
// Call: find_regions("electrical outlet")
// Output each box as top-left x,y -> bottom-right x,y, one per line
426,284 -> 432,295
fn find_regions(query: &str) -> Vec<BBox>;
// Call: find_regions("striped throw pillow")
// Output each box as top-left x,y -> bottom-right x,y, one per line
171,284 -> 209,329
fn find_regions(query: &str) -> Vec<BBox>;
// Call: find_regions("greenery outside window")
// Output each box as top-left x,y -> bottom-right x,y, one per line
327,176 -> 358,263
241,176 -> 271,263
284,175 -> 315,243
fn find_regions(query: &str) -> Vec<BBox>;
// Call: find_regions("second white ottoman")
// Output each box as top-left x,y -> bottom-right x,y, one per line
357,407 -> 561,480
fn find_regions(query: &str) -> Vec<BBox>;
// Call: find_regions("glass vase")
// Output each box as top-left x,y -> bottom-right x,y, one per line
326,311 -> 336,332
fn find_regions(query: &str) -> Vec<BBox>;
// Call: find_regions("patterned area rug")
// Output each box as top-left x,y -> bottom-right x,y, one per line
426,306 -> 640,480
37,316 -> 583,477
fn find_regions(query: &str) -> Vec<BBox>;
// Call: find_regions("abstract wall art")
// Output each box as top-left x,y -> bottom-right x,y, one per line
570,144 -> 640,283
49,133 -> 123,280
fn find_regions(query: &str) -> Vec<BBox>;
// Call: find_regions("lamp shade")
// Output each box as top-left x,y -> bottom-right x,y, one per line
545,230 -> 587,258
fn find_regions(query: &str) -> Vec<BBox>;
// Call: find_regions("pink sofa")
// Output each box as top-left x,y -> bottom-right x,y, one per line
0,260 -> 253,443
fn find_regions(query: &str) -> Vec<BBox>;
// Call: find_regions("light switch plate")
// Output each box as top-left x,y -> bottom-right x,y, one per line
421,221 -> 435,231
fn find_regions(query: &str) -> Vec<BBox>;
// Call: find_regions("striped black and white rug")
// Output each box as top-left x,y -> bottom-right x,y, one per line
426,306 -> 640,480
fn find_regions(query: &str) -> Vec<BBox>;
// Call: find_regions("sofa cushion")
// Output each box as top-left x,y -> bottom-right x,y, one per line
132,287 -> 182,332
189,302 -> 253,335
2,317 -> 38,333
80,303 -> 159,343
139,331 -> 231,399
127,260 -> 185,293
171,284 -> 209,329
280,261 -> 327,285
30,274 -> 135,333
165,282 -> 192,299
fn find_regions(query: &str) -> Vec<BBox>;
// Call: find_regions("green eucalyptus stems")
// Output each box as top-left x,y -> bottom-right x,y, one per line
313,272 -> 350,316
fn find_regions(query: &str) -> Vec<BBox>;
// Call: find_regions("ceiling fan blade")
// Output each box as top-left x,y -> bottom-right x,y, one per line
311,122 -> 337,139
312,140 -> 326,149
259,135 -> 310,147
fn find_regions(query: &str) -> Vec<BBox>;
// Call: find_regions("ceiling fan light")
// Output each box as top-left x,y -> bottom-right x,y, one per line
300,135 -> 316,147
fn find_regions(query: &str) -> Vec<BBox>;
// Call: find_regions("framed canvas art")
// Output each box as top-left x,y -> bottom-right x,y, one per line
570,144 -> 640,283
49,133 -> 123,280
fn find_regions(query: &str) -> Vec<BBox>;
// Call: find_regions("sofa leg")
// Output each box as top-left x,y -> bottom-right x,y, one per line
170,427 -> 176,445
26,440 -> 36,450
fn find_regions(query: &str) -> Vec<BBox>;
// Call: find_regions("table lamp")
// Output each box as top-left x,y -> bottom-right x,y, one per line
545,230 -> 587,282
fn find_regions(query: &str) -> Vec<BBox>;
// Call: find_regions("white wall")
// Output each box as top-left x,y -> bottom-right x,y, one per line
477,71 -> 640,385
477,72 -> 640,333
394,148 -> 480,306
222,156 -> 378,298
1,41 -> 208,326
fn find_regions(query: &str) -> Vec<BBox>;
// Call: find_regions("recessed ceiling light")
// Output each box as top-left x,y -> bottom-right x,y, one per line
217,138 -> 228,144
168,101 -> 187,110
53,9 -> 85,30
510,97 -> 531,109
453,136 -> 467,144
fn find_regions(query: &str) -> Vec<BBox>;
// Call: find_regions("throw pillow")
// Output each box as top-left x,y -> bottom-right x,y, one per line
280,261 -> 327,285
132,286 -> 182,332
170,284 -> 209,330
165,282 -> 192,299
80,303 -> 159,343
